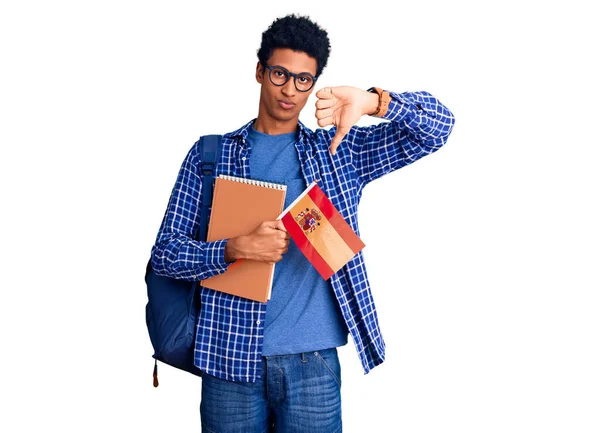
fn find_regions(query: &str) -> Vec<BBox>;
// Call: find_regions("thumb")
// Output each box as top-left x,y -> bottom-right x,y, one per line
275,219 -> 291,239
275,219 -> 287,232
330,127 -> 349,155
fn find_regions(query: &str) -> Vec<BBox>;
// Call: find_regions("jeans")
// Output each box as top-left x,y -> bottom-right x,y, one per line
200,348 -> 342,433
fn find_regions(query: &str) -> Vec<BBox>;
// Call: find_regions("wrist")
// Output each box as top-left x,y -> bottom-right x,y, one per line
363,91 -> 380,116
366,87 -> 391,117
224,236 -> 246,262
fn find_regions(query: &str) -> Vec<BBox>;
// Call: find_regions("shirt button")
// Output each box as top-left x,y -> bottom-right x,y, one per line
242,157 -> 247,161
256,320 -> 261,325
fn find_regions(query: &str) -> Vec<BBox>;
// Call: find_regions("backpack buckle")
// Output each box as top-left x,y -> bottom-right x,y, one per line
201,162 -> 215,176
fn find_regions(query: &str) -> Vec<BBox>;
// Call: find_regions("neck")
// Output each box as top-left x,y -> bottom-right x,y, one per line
254,107 -> 298,135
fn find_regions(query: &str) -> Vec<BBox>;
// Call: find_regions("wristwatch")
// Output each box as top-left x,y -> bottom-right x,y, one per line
367,87 -> 391,117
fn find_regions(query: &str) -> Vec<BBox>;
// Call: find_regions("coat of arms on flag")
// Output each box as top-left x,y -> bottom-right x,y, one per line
295,207 -> 322,235
277,181 -> 365,280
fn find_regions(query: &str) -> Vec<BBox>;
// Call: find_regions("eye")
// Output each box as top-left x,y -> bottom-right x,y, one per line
298,74 -> 313,85
272,67 -> 287,77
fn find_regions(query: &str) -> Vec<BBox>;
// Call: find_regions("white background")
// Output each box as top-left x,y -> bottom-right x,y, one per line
1,1 -> 599,432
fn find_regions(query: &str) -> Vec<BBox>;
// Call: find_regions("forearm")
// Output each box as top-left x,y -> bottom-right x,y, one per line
151,236 -> 230,281
345,89 -> 454,186
384,90 -> 455,143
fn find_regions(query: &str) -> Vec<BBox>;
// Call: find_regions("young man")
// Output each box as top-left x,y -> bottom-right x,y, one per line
151,14 -> 454,433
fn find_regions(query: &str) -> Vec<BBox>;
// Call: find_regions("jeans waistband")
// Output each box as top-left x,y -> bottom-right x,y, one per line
263,347 -> 338,361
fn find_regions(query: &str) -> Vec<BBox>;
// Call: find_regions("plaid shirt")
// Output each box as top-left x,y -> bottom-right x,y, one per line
151,90 -> 455,382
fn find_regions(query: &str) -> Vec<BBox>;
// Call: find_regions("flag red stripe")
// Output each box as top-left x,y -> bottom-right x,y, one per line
308,185 -> 365,254
281,212 -> 335,280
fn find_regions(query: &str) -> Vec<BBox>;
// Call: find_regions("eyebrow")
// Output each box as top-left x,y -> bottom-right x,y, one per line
269,65 -> 316,76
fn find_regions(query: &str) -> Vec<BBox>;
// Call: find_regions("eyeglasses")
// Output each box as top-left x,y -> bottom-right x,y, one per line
263,65 -> 317,92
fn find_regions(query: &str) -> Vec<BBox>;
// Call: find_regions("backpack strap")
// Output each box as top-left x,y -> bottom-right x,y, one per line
197,134 -> 223,242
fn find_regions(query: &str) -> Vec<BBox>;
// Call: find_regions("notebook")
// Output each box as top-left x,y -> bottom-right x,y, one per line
200,175 -> 287,302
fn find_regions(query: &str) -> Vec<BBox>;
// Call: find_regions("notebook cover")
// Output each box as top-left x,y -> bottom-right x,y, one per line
200,176 -> 286,303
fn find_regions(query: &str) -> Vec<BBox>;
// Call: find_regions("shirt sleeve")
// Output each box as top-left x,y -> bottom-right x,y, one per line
150,141 -> 231,281
338,90 -> 455,188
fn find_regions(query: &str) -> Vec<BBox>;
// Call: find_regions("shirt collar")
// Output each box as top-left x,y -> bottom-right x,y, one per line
226,118 -> 313,146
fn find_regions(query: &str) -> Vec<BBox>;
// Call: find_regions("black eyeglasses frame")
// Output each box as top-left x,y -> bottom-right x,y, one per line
262,64 -> 317,92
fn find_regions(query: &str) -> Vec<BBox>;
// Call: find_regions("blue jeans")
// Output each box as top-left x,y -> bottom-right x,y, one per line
200,348 -> 342,433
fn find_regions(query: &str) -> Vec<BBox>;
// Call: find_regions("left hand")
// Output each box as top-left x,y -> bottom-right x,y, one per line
315,86 -> 378,155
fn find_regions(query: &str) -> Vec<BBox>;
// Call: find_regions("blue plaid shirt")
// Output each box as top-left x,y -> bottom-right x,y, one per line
151,90 -> 455,382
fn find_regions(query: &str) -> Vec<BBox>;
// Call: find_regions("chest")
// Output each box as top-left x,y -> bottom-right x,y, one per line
217,136 -> 361,225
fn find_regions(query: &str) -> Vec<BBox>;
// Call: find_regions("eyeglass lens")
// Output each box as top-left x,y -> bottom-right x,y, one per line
269,67 -> 314,92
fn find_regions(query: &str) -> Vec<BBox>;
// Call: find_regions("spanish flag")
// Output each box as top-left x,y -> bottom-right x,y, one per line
278,181 -> 365,280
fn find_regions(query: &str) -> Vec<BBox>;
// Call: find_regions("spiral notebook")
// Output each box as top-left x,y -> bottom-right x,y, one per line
200,175 -> 287,302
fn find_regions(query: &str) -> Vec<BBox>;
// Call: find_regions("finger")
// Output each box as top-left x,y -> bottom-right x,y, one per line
263,220 -> 283,230
315,98 -> 334,109
317,114 -> 334,128
315,87 -> 334,100
330,127 -> 349,155
315,108 -> 333,120
330,139 -> 340,155
279,229 -> 291,240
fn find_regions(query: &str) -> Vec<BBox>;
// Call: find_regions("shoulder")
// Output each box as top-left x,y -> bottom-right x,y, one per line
299,121 -> 335,150
186,123 -> 246,161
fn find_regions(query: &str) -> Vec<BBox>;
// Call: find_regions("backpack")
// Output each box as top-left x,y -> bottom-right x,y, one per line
145,134 -> 222,387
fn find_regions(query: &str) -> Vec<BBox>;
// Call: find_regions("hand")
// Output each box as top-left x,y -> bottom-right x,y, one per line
315,86 -> 379,155
225,220 -> 290,264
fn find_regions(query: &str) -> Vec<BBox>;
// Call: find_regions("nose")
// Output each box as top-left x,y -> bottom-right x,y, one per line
281,77 -> 297,97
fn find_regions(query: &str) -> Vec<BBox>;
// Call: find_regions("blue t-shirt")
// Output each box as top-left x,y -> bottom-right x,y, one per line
246,124 -> 348,356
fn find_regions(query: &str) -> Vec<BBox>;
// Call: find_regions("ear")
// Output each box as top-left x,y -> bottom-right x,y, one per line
255,61 -> 265,84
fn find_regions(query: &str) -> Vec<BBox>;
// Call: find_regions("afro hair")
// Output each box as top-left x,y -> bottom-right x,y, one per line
257,14 -> 331,78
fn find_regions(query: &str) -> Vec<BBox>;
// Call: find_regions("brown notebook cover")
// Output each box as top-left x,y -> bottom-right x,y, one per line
200,175 -> 287,302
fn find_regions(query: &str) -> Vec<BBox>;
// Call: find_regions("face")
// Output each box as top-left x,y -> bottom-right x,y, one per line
255,48 -> 318,124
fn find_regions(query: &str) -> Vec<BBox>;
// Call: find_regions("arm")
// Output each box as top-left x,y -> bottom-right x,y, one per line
316,87 -> 455,187
151,142 -> 231,281
151,142 -> 291,280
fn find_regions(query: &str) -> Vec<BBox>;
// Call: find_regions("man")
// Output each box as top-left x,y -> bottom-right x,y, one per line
151,14 -> 454,433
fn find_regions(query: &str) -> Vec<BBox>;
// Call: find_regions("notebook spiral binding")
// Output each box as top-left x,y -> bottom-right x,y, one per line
219,175 -> 287,191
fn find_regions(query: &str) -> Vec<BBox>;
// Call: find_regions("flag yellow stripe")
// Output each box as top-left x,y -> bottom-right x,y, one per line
289,195 -> 356,273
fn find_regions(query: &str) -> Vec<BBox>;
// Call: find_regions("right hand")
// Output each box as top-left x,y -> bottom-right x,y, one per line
225,220 -> 290,264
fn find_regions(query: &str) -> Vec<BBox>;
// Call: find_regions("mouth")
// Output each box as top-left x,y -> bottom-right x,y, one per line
278,100 -> 296,110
